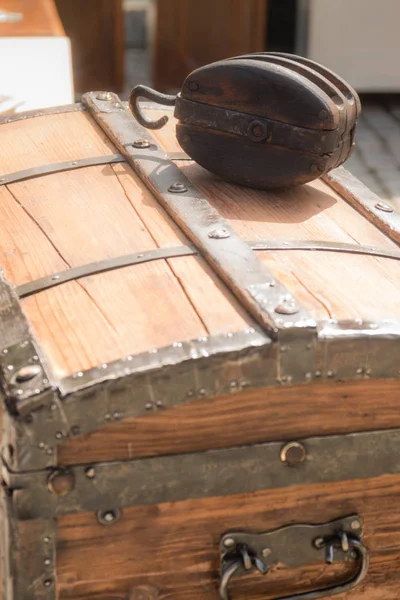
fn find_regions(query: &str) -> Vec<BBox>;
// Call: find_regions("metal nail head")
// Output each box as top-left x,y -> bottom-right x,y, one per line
133,138 -> 151,149
280,441 -> 307,466
47,470 -> 75,496
96,92 -> 113,102
275,295 -> 299,315
208,228 -> 231,239
97,508 -> 121,525
168,182 -> 188,193
375,201 -> 394,213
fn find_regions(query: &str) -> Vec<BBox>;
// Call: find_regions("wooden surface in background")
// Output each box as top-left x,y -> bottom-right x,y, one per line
56,473 -> 400,599
154,0 -> 268,91
55,0 -> 124,92
0,0 -> 65,36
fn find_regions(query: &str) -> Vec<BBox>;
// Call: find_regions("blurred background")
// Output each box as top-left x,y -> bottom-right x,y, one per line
1,0 -> 400,209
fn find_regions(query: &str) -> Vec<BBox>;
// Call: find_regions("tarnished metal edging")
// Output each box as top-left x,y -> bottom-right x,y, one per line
16,239 -> 400,299
0,154 -> 125,186
0,103 -> 85,125
82,91 -> 317,347
324,167 -> 400,246
8,427 -> 400,521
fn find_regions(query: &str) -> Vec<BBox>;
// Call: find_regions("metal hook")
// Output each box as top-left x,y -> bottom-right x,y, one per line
128,85 -> 177,130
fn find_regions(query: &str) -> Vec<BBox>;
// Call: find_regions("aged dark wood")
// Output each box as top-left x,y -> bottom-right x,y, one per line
58,379 -> 399,466
153,0 -> 268,92
55,0 -> 124,92
56,474 -> 400,599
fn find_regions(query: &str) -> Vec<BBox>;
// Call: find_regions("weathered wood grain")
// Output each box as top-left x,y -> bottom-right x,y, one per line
56,474 -> 400,599
58,379 -> 399,465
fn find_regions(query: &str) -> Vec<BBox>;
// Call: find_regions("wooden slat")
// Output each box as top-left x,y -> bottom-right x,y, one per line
149,111 -> 400,322
58,379 -> 399,465
56,473 -> 400,599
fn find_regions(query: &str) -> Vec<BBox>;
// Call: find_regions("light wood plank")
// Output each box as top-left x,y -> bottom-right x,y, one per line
149,111 -> 400,322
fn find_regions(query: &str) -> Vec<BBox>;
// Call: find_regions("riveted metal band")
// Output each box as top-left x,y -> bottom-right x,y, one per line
0,154 -> 125,186
82,91 -> 317,344
7,427 -> 400,521
1,490 -> 56,600
175,95 -> 341,154
324,167 -> 400,246
16,239 -> 400,299
0,103 -> 85,125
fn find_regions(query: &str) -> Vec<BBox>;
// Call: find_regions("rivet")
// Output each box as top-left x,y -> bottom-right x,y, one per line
208,228 -> 231,239
137,254 -> 144,258
97,508 -> 121,525
262,547 -> 272,558
230,380 -> 238,388
305,372 -> 313,381
327,370 -> 334,378
133,138 -> 151,149
7,365 -> 14,371
318,109 -> 328,120
315,370 -> 322,377
14,364 -> 41,383
101,363 -> 108,369
187,390 -> 194,397
199,388 -> 207,396
47,470 -> 75,496
38,442 -> 45,449
145,402 -> 153,410
227,332 -> 233,338
280,441 -> 307,466
275,296 -> 299,315
314,537 -> 325,549
173,342 -> 183,348
126,355 -> 133,361
44,579 -> 52,588
71,161 -> 78,166
168,182 -> 188,193
44,559 -> 51,566
247,119 -> 267,142
149,348 -> 158,354
34,388 -> 41,394
375,201 -> 394,213
97,92 -> 113,101
43,536 -> 51,544
156,400 -> 163,407
46,448 -> 53,455
189,81 -> 199,91
85,466 -> 96,479
356,367 -> 363,375
223,537 -> 236,549
32,355 -> 39,361
105,413 -> 111,420
2,349 -> 8,355
55,431 -> 63,440
0,178 -> 5,183
351,519 -> 361,530
113,411 -> 121,419
43,378 -> 49,385
280,346 -> 287,353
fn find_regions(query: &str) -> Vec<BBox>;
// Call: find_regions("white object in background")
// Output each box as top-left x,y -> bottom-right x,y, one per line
304,0 -> 400,92
0,36 -> 74,113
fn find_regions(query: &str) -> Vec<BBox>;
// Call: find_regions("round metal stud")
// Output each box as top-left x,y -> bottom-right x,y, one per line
375,201 -> 394,213
274,296 -> 299,315
44,579 -> 52,588
223,537 -> 236,549
247,119 -> 268,142
85,466 -> 96,479
262,547 -> 272,558
47,470 -> 75,496
168,182 -> 188,193
97,508 -> 121,525
314,537 -> 325,549
96,92 -> 113,101
208,228 -> 231,239
14,364 -> 41,383
280,441 -> 307,466
351,519 -> 361,530
145,402 -> 153,410
133,138 -> 151,149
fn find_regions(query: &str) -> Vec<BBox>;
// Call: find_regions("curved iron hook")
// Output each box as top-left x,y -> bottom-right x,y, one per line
219,537 -> 369,600
129,85 -> 177,130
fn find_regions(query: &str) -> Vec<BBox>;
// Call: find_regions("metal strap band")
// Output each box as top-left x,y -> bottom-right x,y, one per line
175,95 -> 341,155
82,91 -> 316,342
324,167 -> 400,246
8,427 -> 400,520
0,103 -> 85,126
16,240 -> 400,299
0,154 -> 125,186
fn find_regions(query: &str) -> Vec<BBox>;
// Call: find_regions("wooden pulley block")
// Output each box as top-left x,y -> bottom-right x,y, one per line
130,52 -> 361,189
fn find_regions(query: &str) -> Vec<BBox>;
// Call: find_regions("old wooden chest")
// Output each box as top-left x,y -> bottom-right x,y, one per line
0,93 -> 399,600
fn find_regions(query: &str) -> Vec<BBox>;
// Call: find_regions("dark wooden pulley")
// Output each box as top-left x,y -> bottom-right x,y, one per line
129,52 -> 361,189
